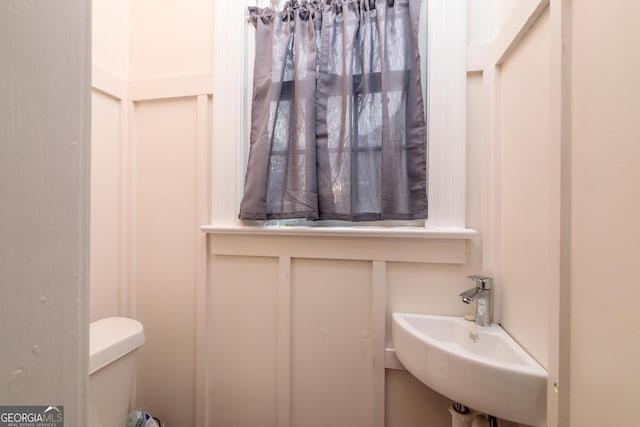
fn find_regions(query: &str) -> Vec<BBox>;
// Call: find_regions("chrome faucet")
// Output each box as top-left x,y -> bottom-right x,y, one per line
459,275 -> 493,327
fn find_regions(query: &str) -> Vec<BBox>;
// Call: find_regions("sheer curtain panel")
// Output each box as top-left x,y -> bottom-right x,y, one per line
240,0 -> 427,222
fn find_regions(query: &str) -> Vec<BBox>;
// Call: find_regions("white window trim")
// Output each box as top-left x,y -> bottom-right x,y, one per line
207,0 -> 471,236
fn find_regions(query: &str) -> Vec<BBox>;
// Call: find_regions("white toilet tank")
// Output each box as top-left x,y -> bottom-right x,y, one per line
89,317 -> 145,427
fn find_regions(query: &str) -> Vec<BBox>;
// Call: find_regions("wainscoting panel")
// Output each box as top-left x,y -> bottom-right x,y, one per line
204,235 -> 478,427
208,255 -> 279,427
134,97 -> 200,427
90,89 -> 124,321
209,233 -> 467,264
91,67 -> 215,426
290,258 -> 373,427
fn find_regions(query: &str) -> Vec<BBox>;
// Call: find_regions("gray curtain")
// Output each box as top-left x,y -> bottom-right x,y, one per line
240,0 -> 427,221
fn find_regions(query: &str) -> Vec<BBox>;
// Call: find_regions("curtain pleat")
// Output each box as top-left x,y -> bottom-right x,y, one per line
240,0 -> 426,221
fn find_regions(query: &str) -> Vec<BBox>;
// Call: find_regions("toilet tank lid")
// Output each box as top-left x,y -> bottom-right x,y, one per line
89,317 -> 145,375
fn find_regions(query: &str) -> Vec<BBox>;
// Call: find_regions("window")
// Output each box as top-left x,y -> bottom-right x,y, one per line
209,0 -> 467,231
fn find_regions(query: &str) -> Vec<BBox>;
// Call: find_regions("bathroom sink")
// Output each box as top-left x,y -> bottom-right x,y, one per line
392,313 -> 547,426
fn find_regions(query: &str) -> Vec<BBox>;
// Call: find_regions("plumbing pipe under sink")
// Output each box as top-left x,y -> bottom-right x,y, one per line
449,403 -> 475,427
449,403 -> 498,427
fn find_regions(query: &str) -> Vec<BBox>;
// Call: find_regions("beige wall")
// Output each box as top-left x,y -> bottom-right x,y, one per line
570,1 -> 640,425
129,0 -> 213,80
468,0 -> 500,45
92,0 -> 128,78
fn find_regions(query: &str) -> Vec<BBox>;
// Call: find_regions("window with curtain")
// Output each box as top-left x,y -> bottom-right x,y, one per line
239,0 -> 426,222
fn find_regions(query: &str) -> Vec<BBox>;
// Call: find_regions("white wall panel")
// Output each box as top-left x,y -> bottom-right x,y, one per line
204,238 -> 480,427
134,97 -> 199,427
207,255 -> 279,427
90,90 -> 123,321
291,259 -> 373,427
209,234 -> 468,264
499,7 -> 551,369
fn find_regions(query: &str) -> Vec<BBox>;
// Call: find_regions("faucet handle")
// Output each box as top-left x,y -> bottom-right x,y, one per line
467,275 -> 493,290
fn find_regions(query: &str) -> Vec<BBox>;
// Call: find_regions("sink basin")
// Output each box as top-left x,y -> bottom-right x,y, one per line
392,313 -> 547,426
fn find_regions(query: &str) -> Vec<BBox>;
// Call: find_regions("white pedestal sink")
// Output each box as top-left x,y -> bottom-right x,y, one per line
392,313 -> 547,426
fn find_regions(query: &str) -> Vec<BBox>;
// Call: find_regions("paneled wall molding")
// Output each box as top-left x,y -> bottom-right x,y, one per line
91,65 -> 214,102
459,5 -> 567,425
277,256 -> 292,427
121,100 -> 134,318
384,348 -> 405,371
466,0 -> 550,72
494,0 -> 550,66
208,234 -> 468,264
92,65 -> 127,100
371,261 -> 386,427
125,99 -> 137,320
92,60 -> 214,425
128,73 -> 214,102
195,95 -> 211,427
548,1 -> 572,425
91,67 -> 214,315
90,65 -> 131,320
208,254 -> 392,427
466,0 -> 551,324
480,67 -> 503,323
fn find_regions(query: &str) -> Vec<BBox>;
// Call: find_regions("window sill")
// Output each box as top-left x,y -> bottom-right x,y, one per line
200,224 -> 477,240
